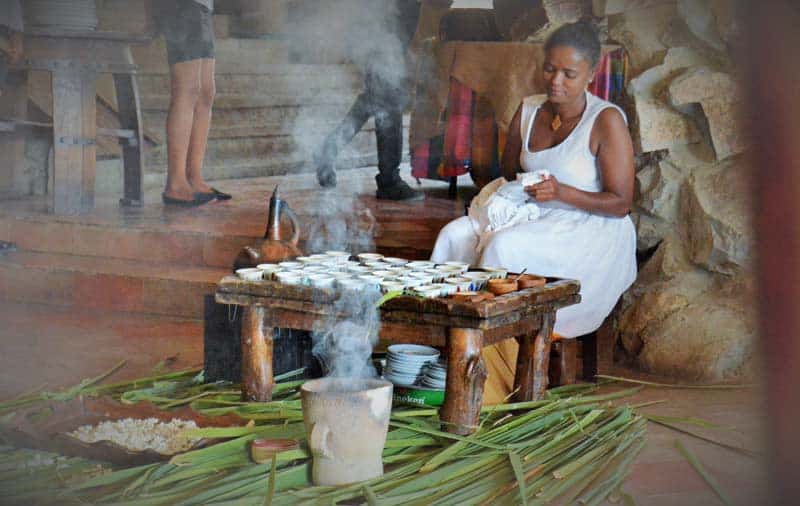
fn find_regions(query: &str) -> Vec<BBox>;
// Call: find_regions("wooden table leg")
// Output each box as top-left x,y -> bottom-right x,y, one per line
513,311 -> 555,402
440,328 -> 487,435
241,305 -> 275,402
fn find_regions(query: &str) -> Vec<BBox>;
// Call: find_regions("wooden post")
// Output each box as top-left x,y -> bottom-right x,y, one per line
549,339 -> 577,387
50,62 -> 97,214
113,46 -> 144,207
440,328 -> 486,435
513,311 -> 555,401
0,69 -> 28,198
241,305 -> 275,402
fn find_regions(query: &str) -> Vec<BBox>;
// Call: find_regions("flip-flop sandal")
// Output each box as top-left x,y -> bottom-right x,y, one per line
162,192 -> 215,207
210,187 -> 232,200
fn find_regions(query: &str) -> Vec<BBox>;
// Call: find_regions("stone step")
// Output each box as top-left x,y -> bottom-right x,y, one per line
142,103 -> 356,135
0,251 -> 226,319
136,70 -> 362,98
143,127 -> 392,169
140,153 -> 377,189
131,38 -> 291,73
0,212 -> 257,270
139,90 -> 360,110
141,108 -> 410,139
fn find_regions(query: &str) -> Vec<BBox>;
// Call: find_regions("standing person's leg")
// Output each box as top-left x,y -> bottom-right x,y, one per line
186,57 -> 216,194
164,59 -> 205,202
315,90 -> 373,188
160,0 -> 218,205
372,75 -> 423,201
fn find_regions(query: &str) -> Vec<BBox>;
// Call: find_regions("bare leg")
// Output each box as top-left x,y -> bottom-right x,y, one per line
164,59 -> 202,201
187,58 -> 215,194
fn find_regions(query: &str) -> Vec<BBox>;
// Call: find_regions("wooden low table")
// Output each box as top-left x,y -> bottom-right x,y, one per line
215,275 -> 580,435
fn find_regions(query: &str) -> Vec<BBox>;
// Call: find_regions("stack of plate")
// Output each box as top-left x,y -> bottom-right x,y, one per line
420,361 -> 447,390
383,344 -> 439,387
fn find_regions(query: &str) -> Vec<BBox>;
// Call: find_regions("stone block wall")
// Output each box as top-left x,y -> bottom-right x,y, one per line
594,0 -> 753,381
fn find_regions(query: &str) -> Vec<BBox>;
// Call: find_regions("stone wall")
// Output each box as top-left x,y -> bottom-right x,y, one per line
595,0 -> 754,381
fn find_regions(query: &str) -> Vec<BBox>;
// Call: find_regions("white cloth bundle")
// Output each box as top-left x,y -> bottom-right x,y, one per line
468,177 -> 541,253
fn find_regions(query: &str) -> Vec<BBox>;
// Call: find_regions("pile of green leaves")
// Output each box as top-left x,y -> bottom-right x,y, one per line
0,366 -> 647,506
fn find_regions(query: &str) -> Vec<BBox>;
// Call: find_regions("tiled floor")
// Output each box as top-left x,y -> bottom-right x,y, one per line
0,168 -> 768,504
0,301 -> 767,505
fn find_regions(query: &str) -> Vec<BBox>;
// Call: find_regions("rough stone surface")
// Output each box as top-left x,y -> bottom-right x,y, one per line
632,212 -> 665,252
669,67 -> 746,160
592,0 -> 674,16
677,0 -> 726,52
618,265 -> 710,354
682,159 -> 753,275
637,157 -> 683,222
637,298 -> 755,380
606,2 -> 676,77
627,47 -> 708,153
710,0 -> 739,46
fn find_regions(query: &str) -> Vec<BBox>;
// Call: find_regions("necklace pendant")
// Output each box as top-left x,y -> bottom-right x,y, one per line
550,114 -> 562,132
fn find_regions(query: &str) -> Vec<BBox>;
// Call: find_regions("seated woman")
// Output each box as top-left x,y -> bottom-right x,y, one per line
431,20 -> 637,344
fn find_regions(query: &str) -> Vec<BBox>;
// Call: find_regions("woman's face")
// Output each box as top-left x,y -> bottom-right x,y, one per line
542,45 -> 594,105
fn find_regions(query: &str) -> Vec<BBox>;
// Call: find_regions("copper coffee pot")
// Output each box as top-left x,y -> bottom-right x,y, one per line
234,186 -> 303,270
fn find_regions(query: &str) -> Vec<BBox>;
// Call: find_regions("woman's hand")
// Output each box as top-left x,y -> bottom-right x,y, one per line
525,174 -> 561,202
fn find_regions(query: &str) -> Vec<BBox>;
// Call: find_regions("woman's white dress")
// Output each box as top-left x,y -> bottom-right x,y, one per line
431,91 -> 637,338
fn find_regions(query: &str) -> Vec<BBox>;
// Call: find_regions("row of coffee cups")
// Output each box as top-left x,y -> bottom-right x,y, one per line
235,251 -> 509,296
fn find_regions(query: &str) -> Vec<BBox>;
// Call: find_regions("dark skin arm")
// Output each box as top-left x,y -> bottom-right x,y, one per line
526,107 -> 635,217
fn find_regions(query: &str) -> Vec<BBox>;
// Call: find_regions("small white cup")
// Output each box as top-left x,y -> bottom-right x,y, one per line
359,275 -> 382,288
325,251 -> 351,263
357,253 -> 384,264
482,266 -> 508,279
396,276 -> 423,288
383,257 -> 409,266
432,283 -> 457,297
338,278 -> 366,291
380,281 -> 405,294
445,276 -> 472,292
279,261 -> 303,270
236,268 -> 263,281
407,260 -> 436,271
412,285 -> 441,299
276,271 -> 305,285
462,271 -> 492,290
256,263 -> 280,280
443,261 -> 470,273
308,274 -> 335,289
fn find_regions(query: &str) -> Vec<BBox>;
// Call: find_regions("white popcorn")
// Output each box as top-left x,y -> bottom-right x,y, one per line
68,418 -> 200,455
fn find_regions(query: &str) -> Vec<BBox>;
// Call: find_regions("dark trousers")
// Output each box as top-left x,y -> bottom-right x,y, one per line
318,70 -> 407,186
317,0 -> 421,187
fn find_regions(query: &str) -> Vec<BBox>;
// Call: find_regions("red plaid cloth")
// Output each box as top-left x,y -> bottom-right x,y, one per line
413,51 -> 629,183
441,77 -> 474,177
588,48 -> 628,103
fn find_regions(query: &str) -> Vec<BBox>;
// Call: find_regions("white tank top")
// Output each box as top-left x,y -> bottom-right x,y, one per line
518,91 -> 626,208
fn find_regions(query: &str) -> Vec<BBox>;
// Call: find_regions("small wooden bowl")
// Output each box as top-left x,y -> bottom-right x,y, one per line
517,274 -> 546,289
487,278 -> 518,295
452,291 -> 495,303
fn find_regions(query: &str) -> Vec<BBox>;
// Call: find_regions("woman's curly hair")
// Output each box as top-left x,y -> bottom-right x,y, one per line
544,19 -> 602,68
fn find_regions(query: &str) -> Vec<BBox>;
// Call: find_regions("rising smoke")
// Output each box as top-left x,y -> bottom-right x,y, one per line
287,1 -> 412,380
287,0 -> 412,175
311,286 -> 382,379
